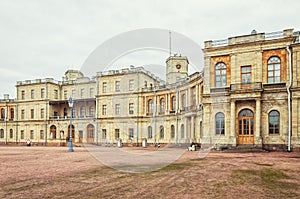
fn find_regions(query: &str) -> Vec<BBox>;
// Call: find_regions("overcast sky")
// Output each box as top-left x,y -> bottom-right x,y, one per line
1,0 -> 299,98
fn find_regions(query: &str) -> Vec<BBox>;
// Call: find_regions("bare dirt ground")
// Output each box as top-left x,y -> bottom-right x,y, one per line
0,146 -> 300,199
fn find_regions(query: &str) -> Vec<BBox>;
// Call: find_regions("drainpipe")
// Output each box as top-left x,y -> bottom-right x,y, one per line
286,45 -> 292,152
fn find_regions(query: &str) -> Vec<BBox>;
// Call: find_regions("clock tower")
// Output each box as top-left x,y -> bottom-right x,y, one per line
166,55 -> 189,84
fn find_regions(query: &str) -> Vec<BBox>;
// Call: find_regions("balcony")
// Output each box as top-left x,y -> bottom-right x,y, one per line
49,115 -> 95,120
230,82 -> 262,92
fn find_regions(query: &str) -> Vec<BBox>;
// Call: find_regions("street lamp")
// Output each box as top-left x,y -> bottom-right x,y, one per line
68,97 -> 74,152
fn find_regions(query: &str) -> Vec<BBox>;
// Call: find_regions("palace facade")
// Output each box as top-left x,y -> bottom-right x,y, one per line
1,28 -> 300,151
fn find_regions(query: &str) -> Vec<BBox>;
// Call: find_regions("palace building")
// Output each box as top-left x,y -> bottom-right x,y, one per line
1,28 -> 300,151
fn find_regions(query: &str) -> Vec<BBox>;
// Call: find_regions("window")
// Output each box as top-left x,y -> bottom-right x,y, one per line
50,125 -> 56,139
103,82 -> 107,93
64,90 -> 68,100
115,104 -> 120,115
268,56 -> 281,83
54,89 -> 58,99
148,126 -> 152,138
160,98 -> 165,113
87,124 -> 94,139
181,94 -> 186,109
31,89 -> 35,99
72,89 -> 76,98
102,129 -> 107,139
115,81 -> 120,92
102,105 -> 107,115
63,108 -> 67,117
216,112 -> 225,135
21,110 -> 25,119
90,88 -> 94,98
148,99 -> 153,113
129,79 -> 134,91
41,108 -> 45,119
129,103 -> 134,114
40,130 -> 44,139
31,109 -> 34,119
160,125 -> 164,139
241,66 -> 251,85
269,110 -> 279,134
10,108 -> 14,119
30,130 -> 34,139
21,90 -> 25,100
181,124 -> 185,138
41,88 -> 45,98
0,129 -> 4,138
171,96 -> 176,111
171,125 -> 175,138
215,62 -> 227,87
72,109 -> 76,117
10,129 -> 13,139
81,88 -> 85,98
1,108 -> 4,119
129,128 -> 134,140
89,106 -> 94,117
21,130 -> 24,139
115,129 -> 120,139
80,107 -> 85,118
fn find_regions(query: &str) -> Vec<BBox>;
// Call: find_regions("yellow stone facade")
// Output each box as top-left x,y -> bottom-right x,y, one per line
1,28 -> 300,150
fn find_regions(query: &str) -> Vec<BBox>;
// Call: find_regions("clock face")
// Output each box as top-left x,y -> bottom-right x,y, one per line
176,64 -> 181,69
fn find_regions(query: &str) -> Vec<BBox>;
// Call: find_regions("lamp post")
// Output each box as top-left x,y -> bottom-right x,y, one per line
68,97 -> 74,152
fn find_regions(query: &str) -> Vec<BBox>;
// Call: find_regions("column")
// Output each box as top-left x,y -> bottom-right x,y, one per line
230,100 -> 236,138
255,99 -> 261,138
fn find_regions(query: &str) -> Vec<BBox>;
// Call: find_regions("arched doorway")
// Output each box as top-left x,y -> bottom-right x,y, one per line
238,109 -> 254,144
67,125 -> 75,142
87,124 -> 94,143
50,125 -> 57,139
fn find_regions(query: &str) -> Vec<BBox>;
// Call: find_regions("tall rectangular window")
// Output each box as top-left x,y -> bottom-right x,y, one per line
21,130 -> 24,139
89,106 -> 94,117
64,90 -> 68,100
115,104 -> 120,115
81,88 -> 85,98
115,81 -> 120,92
54,89 -> 58,99
41,108 -> 45,119
241,66 -> 251,85
103,82 -> 107,93
90,88 -> 94,98
102,105 -> 107,115
72,89 -> 76,98
129,128 -> 134,140
41,88 -> 45,98
40,130 -> 44,139
129,103 -> 134,114
30,130 -> 34,139
129,79 -> 134,91
31,89 -> 35,99
21,110 -> 25,119
268,57 -> 281,83
31,109 -> 34,119
115,129 -> 120,139
21,90 -> 25,100
102,129 -> 107,139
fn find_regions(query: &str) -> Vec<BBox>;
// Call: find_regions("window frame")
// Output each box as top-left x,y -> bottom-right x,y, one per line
215,62 -> 227,87
267,56 -> 281,84
269,110 -> 280,135
215,112 -> 225,135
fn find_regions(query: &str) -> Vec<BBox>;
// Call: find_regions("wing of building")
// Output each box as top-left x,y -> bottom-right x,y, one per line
0,28 -> 299,151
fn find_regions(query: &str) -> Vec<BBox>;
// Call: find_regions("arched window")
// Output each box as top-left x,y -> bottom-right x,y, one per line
160,98 -> 165,113
171,125 -> 175,138
148,126 -> 152,138
215,62 -> 227,87
181,124 -> 185,138
50,125 -> 57,139
269,110 -> 279,134
215,112 -> 225,135
268,56 -> 281,83
171,96 -> 176,111
160,125 -> 164,139
9,129 -> 13,139
1,108 -> 5,119
148,99 -> 153,113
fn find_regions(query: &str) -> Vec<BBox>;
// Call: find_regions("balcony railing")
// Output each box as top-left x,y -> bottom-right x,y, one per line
230,82 -> 262,92
49,115 -> 95,120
